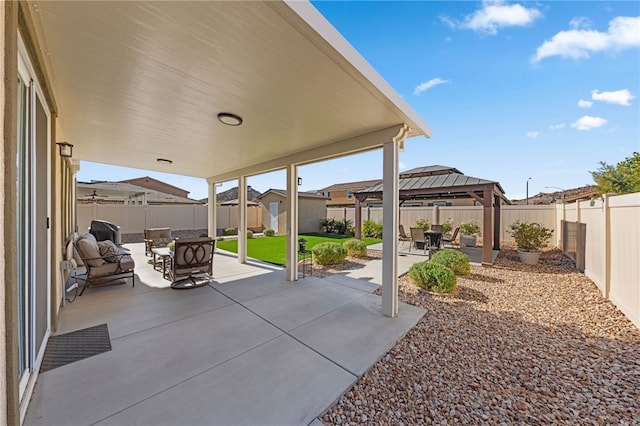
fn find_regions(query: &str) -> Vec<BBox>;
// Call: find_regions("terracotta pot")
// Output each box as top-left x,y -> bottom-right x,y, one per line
518,249 -> 541,265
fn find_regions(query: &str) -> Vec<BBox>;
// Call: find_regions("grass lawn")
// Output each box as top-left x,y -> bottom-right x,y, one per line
216,233 -> 381,265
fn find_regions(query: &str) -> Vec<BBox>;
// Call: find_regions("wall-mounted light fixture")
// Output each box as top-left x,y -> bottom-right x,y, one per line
217,112 -> 243,126
56,142 -> 73,158
157,158 -> 173,164
298,177 -> 302,186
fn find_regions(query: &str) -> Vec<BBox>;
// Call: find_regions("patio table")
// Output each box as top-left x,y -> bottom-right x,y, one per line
151,247 -> 173,280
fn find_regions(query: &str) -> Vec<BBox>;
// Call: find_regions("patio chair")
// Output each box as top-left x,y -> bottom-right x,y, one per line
169,237 -> 215,289
409,227 -> 427,254
144,227 -> 172,257
441,227 -> 460,249
430,224 -> 443,233
399,224 -> 411,248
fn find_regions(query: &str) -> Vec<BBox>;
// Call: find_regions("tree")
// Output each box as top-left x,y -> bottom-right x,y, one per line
591,152 -> 640,195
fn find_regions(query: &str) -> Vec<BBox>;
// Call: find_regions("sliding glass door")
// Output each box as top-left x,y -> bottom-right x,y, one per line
17,40 -> 52,400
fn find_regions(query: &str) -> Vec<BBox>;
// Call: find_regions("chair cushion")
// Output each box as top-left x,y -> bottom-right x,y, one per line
76,233 -> 103,267
97,240 -> 119,263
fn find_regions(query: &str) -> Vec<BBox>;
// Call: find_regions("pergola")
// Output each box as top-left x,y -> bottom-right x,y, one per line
354,166 -> 509,265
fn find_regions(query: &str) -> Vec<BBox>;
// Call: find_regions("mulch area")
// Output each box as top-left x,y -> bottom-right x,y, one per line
319,246 -> 640,425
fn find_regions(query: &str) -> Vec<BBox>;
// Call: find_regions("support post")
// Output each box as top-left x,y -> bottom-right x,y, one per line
603,194 -> 611,298
482,188 -> 493,266
382,139 -> 400,317
238,176 -> 247,264
206,179 -> 217,239
285,164 -> 298,282
493,193 -> 501,250
354,197 -> 362,240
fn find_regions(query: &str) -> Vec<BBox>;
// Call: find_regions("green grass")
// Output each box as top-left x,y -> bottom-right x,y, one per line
215,233 -> 381,265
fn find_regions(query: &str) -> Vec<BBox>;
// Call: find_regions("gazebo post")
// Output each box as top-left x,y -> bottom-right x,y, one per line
482,187 -> 493,266
493,193 -> 501,250
354,197 -> 362,240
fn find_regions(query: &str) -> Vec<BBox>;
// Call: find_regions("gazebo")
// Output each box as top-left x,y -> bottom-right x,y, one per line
355,166 -> 509,265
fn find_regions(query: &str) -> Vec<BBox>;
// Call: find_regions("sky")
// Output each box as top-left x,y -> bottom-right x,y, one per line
77,1 -> 640,201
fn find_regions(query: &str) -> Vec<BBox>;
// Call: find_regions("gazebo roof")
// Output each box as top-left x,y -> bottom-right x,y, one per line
356,167 -> 509,204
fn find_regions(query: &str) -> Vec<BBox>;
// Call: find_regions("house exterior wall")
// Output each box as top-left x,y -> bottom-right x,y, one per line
324,188 -> 354,207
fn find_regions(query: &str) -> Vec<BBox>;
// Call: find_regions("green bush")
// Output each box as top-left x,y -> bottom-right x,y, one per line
415,218 -> 430,232
343,239 -> 367,257
217,237 -> 226,242
508,221 -> 553,251
320,218 -> 353,235
264,228 -> 275,237
459,221 -> 481,236
408,262 -> 456,293
362,219 -> 383,239
246,230 -> 254,239
442,218 -> 454,235
223,227 -> 237,236
312,242 -> 347,265
431,249 -> 470,276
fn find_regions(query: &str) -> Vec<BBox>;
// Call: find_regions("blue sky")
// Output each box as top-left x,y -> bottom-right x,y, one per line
78,1 -> 639,200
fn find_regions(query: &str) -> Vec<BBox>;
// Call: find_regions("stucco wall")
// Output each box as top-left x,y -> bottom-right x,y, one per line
260,193 -> 326,234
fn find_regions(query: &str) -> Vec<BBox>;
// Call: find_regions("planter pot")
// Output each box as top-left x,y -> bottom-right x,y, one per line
460,234 -> 476,248
518,249 -> 541,265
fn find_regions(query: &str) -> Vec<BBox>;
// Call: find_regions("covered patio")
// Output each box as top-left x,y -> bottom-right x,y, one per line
25,244 -> 424,425
4,1 -> 432,422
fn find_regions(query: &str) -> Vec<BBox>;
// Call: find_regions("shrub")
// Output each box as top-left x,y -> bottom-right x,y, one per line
431,249 -> 470,276
362,219 -> 383,239
408,262 -> 456,293
442,218 -> 454,235
508,221 -> 553,251
459,221 -> 481,236
312,242 -> 347,265
246,230 -> 254,239
217,237 -> 225,242
223,227 -> 237,236
264,228 -> 275,237
320,218 -> 352,235
415,218 -> 430,232
344,239 -> 367,257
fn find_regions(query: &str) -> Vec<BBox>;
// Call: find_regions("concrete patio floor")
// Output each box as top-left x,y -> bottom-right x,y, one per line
25,243 -> 425,426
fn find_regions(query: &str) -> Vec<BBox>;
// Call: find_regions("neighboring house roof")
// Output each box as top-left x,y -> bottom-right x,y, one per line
258,189 -> 328,200
317,179 -> 382,192
77,181 -> 203,204
214,186 -> 263,203
511,185 -> 598,205
119,176 -> 191,198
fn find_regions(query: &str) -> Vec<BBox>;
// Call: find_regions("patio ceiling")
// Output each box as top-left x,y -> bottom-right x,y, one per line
28,1 -> 431,180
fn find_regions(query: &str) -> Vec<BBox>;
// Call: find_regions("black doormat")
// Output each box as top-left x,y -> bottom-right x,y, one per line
40,324 -> 112,373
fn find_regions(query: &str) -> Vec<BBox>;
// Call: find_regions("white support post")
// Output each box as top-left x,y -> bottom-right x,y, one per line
238,176 -> 247,264
382,139 -> 400,317
285,164 -> 299,282
206,179 -> 217,239
70,160 -> 80,233
603,194 -> 611,299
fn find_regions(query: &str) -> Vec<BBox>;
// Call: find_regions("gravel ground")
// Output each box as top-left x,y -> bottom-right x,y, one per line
319,246 -> 640,425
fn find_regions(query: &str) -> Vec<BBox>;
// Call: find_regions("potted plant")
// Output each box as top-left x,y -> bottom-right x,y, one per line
508,221 -> 553,264
459,221 -> 481,247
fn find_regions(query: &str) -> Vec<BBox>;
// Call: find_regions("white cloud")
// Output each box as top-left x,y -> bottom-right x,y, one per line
399,161 -> 407,170
578,99 -> 593,108
591,89 -> 635,106
571,115 -> 607,130
570,17 -> 592,30
533,16 -> 640,62
414,78 -> 450,95
526,131 -> 539,138
549,123 -> 565,130
440,0 -> 542,35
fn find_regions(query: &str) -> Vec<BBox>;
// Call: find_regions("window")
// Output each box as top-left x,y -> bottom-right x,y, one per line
347,190 -> 353,199
427,202 -> 452,207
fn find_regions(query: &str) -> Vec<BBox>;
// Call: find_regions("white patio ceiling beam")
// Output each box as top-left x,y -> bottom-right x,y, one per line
207,125 -> 407,183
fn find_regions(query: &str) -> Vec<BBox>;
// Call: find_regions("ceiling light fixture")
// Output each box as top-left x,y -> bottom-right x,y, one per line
217,112 -> 243,126
157,158 -> 173,164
